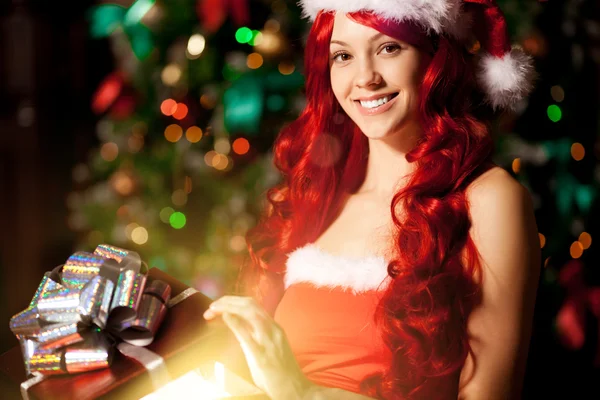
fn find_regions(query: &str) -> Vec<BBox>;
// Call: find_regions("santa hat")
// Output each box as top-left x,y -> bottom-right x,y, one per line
299,0 -> 536,110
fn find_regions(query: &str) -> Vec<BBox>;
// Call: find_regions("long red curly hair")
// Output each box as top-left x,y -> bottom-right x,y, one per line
239,10 -> 495,400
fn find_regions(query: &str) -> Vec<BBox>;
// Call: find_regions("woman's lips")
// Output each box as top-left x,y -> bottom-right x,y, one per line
355,93 -> 399,116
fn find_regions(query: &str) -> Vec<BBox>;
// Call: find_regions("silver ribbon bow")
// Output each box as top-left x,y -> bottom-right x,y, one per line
9,244 -> 171,376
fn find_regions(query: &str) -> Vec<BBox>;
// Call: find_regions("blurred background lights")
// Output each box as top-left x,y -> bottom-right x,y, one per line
186,126 -> 203,143
187,34 -> 206,57
232,138 -> 250,155
100,142 -> 119,161
159,207 -> 174,223
579,232 -> 592,249
547,104 -> 562,122
128,133 -> 144,153
570,241 -> 584,259
164,124 -> 183,142
169,212 -> 186,229
214,138 -> 231,154
235,27 -> 253,44
551,85 -> 565,102
229,235 -> 246,252
264,19 -> 280,32
160,99 -> 177,116
512,158 -> 522,174
200,94 -> 216,109
212,154 -> 230,170
539,233 -> 546,248
171,189 -> 188,206
110,171 -> 135,196
253,31 -> 282,54
571,142 -> 585,161
172,103 -> 188,120
125,222 -> 139,240
204,150 -> 217,166
247,53 -> 263,69
248,30 -> 262,46
161,64 -> 182,86
278,62 -> 295,75
131,226 -> 149,245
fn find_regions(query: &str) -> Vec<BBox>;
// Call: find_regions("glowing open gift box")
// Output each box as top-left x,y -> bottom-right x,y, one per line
0,267 -> 268,400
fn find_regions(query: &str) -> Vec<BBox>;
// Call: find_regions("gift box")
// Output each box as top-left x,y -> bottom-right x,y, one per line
0,264 -> 268,400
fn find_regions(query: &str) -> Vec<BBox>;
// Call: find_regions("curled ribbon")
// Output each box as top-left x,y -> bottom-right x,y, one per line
9,244 -> 171,376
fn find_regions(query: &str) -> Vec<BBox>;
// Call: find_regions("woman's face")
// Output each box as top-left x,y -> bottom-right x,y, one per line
329,13 -> 427,140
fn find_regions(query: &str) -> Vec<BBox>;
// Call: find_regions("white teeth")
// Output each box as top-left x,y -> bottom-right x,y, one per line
359,95 -> 392,109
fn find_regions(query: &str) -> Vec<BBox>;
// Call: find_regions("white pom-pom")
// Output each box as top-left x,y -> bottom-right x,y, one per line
477,47 -> 537,110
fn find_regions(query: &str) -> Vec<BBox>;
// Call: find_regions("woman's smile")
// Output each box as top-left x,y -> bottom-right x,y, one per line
354,92 -> 400,116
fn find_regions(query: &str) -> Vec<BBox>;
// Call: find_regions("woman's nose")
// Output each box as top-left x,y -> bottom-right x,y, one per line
354,60 -> 382,88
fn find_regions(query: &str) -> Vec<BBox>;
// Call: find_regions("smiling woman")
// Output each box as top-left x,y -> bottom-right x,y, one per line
205,1 -> 540,400
329,14 -> 429,142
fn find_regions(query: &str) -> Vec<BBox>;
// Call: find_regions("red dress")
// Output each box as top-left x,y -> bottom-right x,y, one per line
274,244 -> 393,395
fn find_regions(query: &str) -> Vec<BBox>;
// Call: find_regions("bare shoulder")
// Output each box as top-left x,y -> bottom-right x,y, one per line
466,166 -> 533,213
464,165 -> 539,275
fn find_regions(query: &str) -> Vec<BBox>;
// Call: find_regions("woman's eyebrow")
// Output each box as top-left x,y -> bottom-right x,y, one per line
330,33 -> 385,47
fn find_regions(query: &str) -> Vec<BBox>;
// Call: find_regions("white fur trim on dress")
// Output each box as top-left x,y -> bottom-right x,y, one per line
477,47 -> 537,110
284,244 -> 391,293
298,0 -> 463,35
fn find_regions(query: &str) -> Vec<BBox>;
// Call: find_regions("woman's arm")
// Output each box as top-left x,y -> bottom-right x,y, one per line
458,168 -> 541,399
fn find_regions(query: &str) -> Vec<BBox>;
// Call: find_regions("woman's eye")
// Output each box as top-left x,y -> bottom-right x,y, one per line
382,44 -> 401,54
332,52 -> 351,63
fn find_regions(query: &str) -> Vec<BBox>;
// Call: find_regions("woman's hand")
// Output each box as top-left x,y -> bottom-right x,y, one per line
203,296 -> 313,400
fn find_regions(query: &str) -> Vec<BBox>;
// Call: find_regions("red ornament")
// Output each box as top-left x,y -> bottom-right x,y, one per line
196,0 -> 249,33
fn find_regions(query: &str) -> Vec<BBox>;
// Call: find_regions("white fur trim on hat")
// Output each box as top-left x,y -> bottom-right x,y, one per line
284,244 -> 391,293
298,0 -> 463,35
477,47 -> 537,110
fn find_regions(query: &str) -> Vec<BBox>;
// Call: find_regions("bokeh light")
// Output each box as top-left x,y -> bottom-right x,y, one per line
547,105 -> 562,122
187,34 -> 206,58
125,222 -> 139,240
214,138 -> 231,154
232,138 -> 250,155
161,64 -> 182,87
512,158 -> 521,174
172,103 -> 189,120
278,62 -> 295,75
164,124 -> 183,142
204,150 -> 217,166
186,126 -> 203,143
247,53 -> 264,69
551,85 -> 565,102
172,189 -> 188,206
579,232 -> 592,249
200,94 -> 216,109
264,19 -> 280,33
570,241 -> 584,259
539,233 -> 546,248
229,235 -> 247,252
571,142 -> 585,161
170,212 -> 187,229
235,27 -> 253,44
131,226 -> 149,245
159,207 -> 174,223
160,99 -> 177,116
100,142 -> 119,161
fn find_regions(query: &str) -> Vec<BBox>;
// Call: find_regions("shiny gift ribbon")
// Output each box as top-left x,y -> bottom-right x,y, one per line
10,244 -> 171,377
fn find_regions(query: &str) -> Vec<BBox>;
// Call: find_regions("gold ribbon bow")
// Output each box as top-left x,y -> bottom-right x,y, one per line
9,244 -> 171,376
